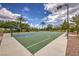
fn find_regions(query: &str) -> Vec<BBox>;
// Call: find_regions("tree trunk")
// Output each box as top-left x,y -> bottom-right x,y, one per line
20,20 -> 22,32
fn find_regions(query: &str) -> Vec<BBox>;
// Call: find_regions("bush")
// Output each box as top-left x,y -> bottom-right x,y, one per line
69,27 -> 75,32
0,28 -> 4,33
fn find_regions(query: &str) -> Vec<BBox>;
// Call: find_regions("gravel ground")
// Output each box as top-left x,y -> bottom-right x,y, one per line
66,33 -> 79,56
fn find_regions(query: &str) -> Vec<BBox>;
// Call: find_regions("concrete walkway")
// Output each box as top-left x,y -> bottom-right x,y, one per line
34,33 -> 67,56
0,34 -> 32,56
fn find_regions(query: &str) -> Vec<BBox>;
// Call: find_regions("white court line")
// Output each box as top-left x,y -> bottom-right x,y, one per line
27,34 -> 51,49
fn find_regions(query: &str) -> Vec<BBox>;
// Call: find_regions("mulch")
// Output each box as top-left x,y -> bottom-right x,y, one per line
66,32 -> 79,56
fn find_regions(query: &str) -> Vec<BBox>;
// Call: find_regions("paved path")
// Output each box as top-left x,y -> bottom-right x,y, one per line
0,34 -> 32,56
34,33 -> 67,56
66,33 -> 79,56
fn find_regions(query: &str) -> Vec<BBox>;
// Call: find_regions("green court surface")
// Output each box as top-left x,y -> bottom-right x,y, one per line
13,32 -> 63,54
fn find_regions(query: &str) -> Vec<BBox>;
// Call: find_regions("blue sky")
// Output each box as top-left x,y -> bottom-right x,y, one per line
0,3 -> 51,27
1,3 -> 78,28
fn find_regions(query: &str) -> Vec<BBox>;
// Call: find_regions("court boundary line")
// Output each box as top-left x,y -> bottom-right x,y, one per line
27,34 -> 51,49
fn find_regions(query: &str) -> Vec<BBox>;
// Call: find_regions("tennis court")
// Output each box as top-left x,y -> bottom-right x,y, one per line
13,32 -> 63,54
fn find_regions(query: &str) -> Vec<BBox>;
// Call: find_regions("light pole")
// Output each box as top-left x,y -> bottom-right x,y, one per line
10,27 -> 13,37
66,4 -> 69,39
57,4 -> 69,39
10,23 -> 13,37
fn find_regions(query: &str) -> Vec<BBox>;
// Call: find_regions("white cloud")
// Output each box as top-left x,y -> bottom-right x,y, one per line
22,7 -> 30,12
34,24 -> 39,28
29,23 -> 42,29
44,3 -> 79,24
30,23 -> 34,27
0,8 -> 21,21
44,12 -> 47,14
44,3 -> 64,13
14,13 -> 21,17
48,14 -> 59,20
22,16 -> 28,19
42,17 -> 48,21
22,21 -> 28,24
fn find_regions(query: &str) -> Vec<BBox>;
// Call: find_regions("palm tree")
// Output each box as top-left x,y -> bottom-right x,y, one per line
72,15 -> 79,34
46,24 -> 53,31
40,21 -> 46,30
16,17 -> 25,32
61,20 -> 69,31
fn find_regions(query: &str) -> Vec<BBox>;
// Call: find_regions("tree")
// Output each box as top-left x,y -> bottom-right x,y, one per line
16,17 -> 26,32
46,24 -> 53,31
0,21 -> 4,28
0,21 -> 17,33
0,20 -> 31,32
72,15 -> 79,34
40,21 -> 46,29
20,23 -> 30,32
61,20 -> 69,31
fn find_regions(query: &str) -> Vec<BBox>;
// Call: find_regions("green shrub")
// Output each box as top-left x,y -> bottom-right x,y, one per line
0,28 -> 4,33
69,27 -> 75,32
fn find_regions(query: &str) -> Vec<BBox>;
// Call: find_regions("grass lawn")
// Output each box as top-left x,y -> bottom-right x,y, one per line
13,31 -> 63,54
